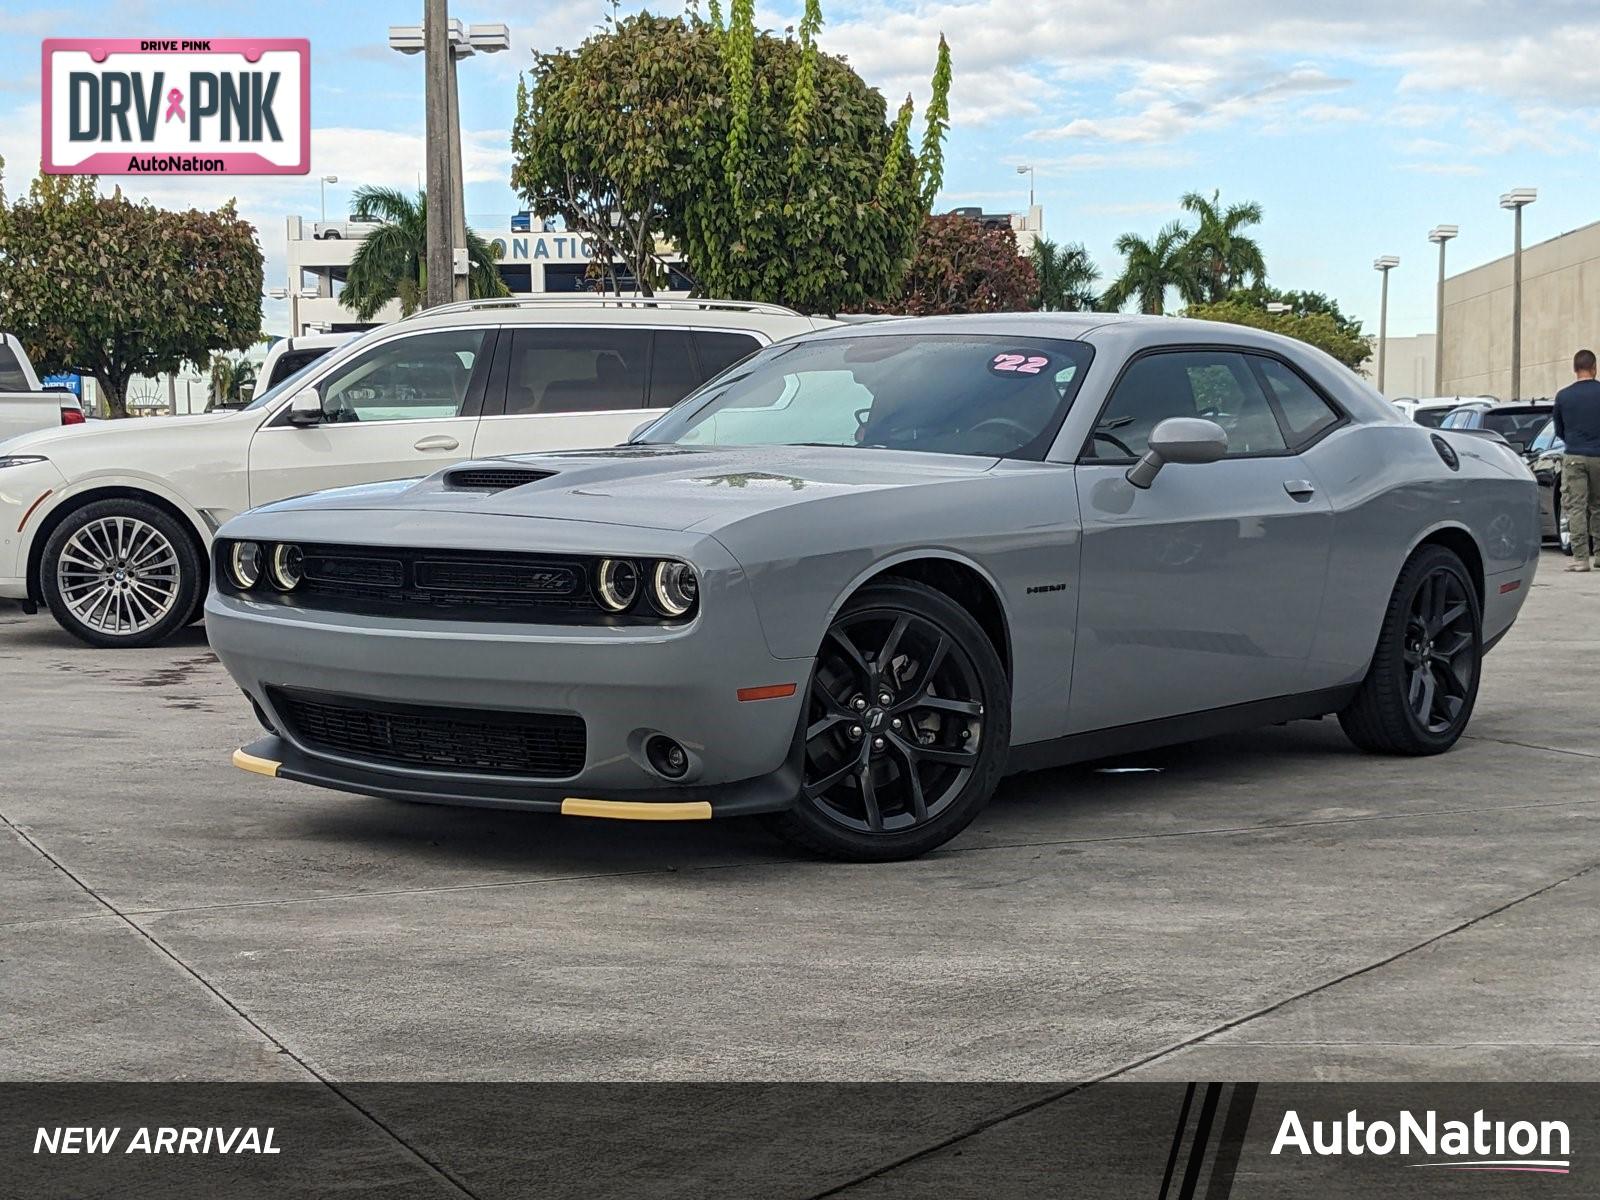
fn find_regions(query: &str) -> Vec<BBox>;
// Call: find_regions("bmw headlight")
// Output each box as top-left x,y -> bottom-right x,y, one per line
651,561 -> 699,617
595,558 -> 641,611
228,541 -> 263,589
268,544 -> 305,591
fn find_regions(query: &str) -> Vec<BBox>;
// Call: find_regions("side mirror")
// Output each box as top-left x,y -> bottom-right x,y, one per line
1126,417 -> 1228,489
286,389 -> 324,427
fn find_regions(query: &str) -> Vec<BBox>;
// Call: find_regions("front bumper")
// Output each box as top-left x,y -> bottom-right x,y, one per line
205,539 -> 811,816
232,733 -> 802,818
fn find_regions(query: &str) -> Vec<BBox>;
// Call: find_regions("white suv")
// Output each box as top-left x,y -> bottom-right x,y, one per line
0,298 -> 829,647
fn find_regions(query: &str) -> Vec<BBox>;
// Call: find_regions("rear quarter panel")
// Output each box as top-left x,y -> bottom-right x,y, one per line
1301,423 -> 1539,685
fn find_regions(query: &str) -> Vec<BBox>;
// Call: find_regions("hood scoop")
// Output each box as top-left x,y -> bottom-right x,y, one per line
444,466 -> 556,493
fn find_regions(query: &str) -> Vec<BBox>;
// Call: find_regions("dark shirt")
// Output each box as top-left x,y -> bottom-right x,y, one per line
1554,378 -> 1600,457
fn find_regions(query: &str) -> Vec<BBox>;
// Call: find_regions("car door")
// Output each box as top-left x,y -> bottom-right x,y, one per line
247,327 -> 493,507
470,326 -> 764,457
1068,347 -> 1337,731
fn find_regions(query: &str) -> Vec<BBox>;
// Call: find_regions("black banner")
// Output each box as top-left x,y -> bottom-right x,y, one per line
1,1083 -> 1590,1198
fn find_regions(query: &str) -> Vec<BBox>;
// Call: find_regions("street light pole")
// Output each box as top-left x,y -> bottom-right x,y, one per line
319,174 -> 338,222
1499,188 -> 1536,401
1428,225 -> 1458,396
422,0 -> 454,310
1015,164 -> 1034,210
1373,256 -> 1400,394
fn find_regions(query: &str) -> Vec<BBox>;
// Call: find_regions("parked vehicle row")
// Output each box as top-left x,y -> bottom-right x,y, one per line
0,332 -> 85,443
209,313 -> 1540,860
0,299 -> 830,647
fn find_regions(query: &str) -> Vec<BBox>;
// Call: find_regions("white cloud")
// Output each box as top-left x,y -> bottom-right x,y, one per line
1398,162 -> 1485,177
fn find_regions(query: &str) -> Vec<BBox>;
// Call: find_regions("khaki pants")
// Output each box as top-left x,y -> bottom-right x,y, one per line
1562,453 -> 1600,561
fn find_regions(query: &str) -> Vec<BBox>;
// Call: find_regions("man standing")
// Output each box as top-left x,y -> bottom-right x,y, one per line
1555,348 -> 1600,571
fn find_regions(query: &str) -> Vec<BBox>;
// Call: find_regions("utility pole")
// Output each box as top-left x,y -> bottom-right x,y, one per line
423,0 -> 454,310
1428,225 -> 1458,396
1373,256 -> 1399,394
1500,189 -> 1536,401
447,40 -> 469,301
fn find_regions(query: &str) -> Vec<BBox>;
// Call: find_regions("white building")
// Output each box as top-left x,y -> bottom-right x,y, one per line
1360,332 -> 1436,398
282,215 -> 691,337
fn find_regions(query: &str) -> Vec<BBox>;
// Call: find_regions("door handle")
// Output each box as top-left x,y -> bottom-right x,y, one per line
414,435 -> 459,452
1283,479 -> 1316,501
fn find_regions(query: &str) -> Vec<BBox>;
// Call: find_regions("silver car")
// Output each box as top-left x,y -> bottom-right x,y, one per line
208,314 -> 1539,861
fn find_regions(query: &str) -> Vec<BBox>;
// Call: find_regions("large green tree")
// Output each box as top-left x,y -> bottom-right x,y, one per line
510,6 -> 951,313
1181,189 -> 1265,302
1029,238 -> 1099,311
341,186 -> 507,320
0,163 -> 262,418
1184,298 -> 1370,370
887,214 -> 1037,315
1102,221 -> 1198,315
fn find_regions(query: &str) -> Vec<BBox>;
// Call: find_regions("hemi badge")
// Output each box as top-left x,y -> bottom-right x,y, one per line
1499,580 -> 1522,594
737,683 -> 798,702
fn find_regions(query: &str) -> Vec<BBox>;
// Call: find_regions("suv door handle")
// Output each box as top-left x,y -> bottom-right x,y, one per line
1283,479 -> 1316,501
414,435 -> 459,452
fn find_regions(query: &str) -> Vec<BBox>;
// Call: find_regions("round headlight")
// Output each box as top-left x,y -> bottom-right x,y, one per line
228,541 -> 263,589
595,558 -> 641,611
269,544 -> 305,591
651,561 -> 699,617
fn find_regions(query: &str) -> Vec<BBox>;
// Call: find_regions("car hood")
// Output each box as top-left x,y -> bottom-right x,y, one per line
0,410 -> 239,455
260,444 -> 1002,532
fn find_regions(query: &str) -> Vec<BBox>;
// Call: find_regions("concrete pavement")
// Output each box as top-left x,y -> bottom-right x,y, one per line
2,549 -> 1597,1085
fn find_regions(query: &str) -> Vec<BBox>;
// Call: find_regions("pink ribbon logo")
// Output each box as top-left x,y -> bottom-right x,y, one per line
164,88 -> 185,123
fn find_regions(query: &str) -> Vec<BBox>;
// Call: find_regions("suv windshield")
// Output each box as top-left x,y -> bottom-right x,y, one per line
641,334 -> 1095,459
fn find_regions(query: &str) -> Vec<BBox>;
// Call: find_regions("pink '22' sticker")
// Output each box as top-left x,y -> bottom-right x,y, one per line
989,352 -> 1050,376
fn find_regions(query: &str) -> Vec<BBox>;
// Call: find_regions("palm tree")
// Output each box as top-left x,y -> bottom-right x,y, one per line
341,186 -> 508,320
1181,189 -> 1265,301
1030,238 -> 1101,311
207,353 -> 258,409
1102,221 -> 1198,315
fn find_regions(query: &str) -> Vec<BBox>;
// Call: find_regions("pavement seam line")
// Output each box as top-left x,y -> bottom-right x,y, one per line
1463,733 -> 1600,760
1096,856 -> 1600,1081
809,858 -> 1600,1197
0,807 -> 483,1200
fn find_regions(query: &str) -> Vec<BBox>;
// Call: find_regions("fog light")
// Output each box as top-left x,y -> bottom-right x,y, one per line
228,541 -> 263,589
269,544 -> 304,591
596,558 -> 640,611
651,560 -> 698,616
645,735 -> 689,779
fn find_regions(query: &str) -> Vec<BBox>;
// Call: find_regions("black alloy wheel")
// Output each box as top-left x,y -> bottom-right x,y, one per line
768,580 -> 1009,860
1339,544 -> 1481,755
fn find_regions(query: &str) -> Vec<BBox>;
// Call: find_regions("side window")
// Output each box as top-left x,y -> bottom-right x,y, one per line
504,328 -> 649,415
1087,350 -> 1285,460
648,330 -> 700,408
0,344 -> 30,392
1252,357 -> 1342,446
693,330 -> 761,380
319,330 -> 486,424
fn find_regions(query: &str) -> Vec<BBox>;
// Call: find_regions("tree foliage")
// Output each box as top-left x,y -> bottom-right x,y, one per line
342,186 -> 507,320
1184,299 -> 1371,370
1181,189 -> 1264,301
1029,238 -> 1099,311
1102,221 -> 1198,314
510,9 -> 951,313
207,352 -> 257,409
0,163 -> 261,418
887,214 -> 1037,315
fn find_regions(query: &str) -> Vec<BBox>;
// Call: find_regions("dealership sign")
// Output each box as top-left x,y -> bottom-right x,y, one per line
42,38 -> 309,175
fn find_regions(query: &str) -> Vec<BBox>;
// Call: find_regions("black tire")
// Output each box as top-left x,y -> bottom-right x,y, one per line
1338,544 -> 1482,755
39,498 -> 203,649
766,580 -> 1010,861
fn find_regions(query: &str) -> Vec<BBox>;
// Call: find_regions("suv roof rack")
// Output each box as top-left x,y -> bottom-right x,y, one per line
406,295 -> 803,320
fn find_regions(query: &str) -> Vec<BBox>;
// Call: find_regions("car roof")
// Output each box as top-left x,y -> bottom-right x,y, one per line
392,297 -> 826,335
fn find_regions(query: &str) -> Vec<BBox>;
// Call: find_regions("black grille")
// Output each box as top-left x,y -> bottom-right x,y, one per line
445,467 -> 554,491
270,688 -> 586,778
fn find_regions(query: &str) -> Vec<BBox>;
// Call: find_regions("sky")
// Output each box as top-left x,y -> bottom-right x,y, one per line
3,0 -> 1598,339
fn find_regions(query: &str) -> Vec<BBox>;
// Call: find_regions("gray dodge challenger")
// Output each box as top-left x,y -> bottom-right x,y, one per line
208,314 -> 1539,860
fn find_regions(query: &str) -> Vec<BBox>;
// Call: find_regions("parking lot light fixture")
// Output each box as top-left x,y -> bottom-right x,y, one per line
1428,225 -> 1458,396
1499,189 -> 1537,400
1015,164 -> 1035,210
1373,256 -> 1400,394
319,174 -> 338,222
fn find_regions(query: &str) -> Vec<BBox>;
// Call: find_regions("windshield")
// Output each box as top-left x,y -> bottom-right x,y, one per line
1413,408 -> 1450,428
639,333 -> 1095,460
242,352 -> 328,412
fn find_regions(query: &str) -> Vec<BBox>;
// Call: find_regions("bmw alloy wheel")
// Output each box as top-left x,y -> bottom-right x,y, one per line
55,516 -> 181,637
